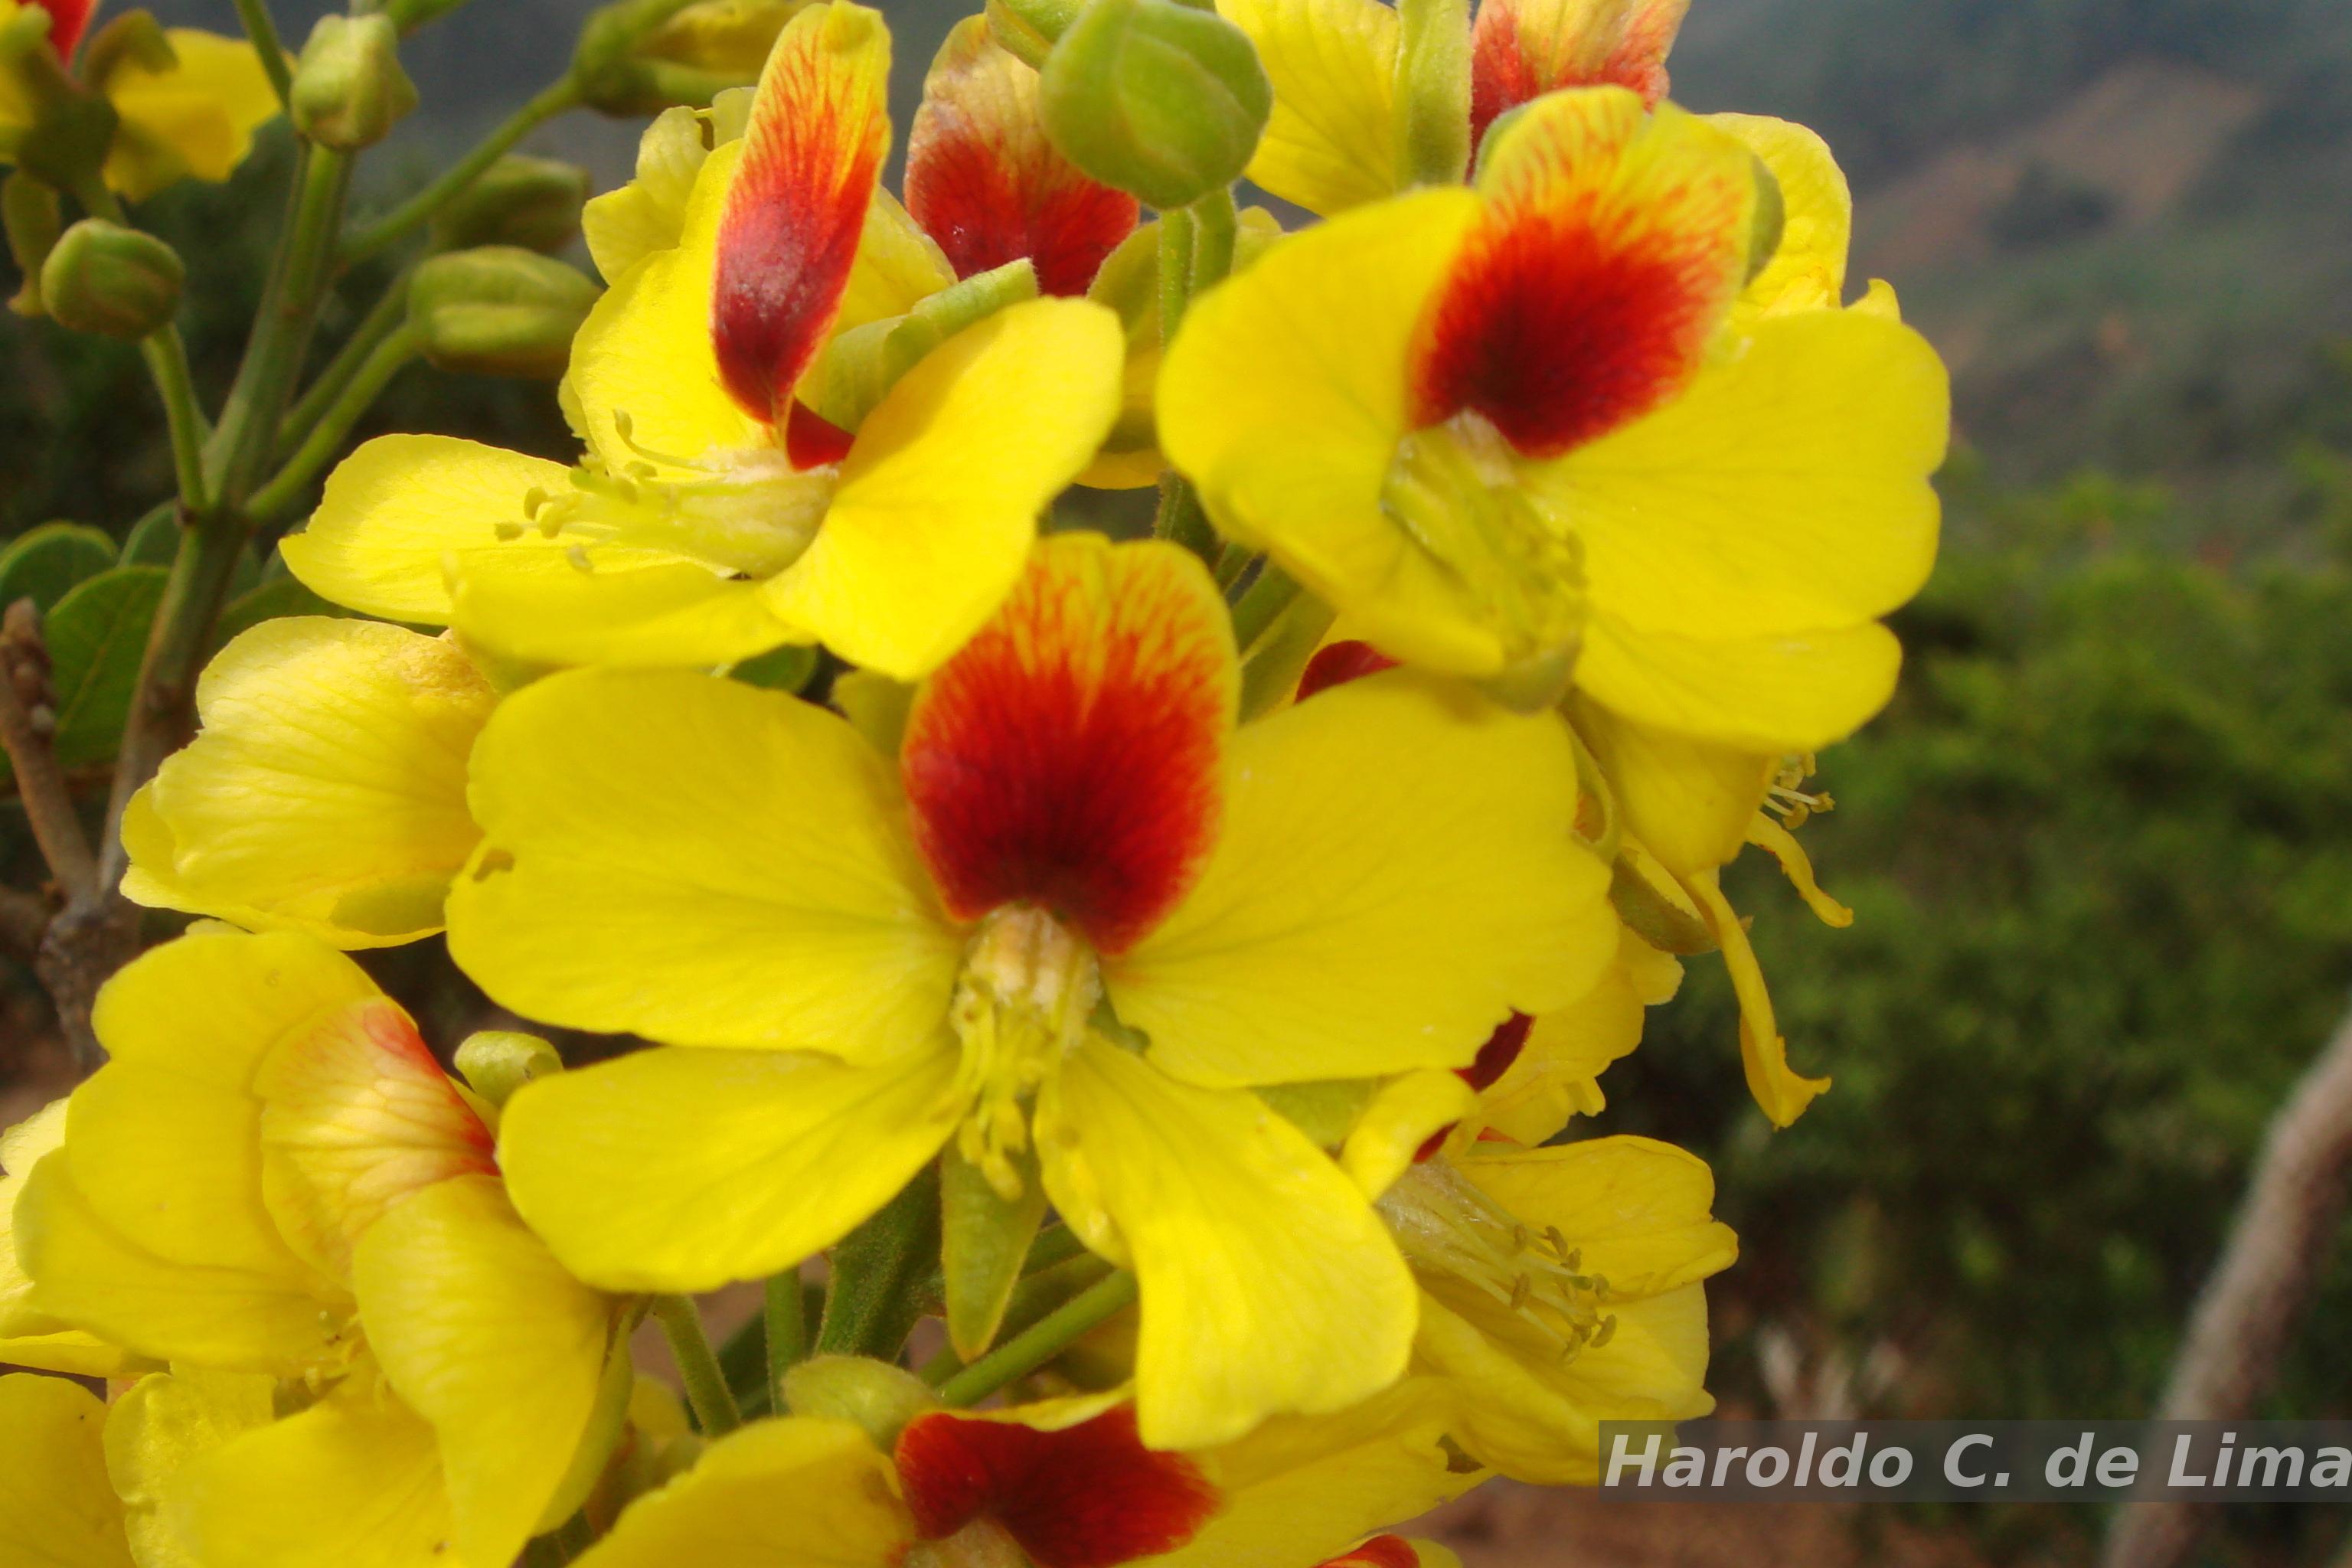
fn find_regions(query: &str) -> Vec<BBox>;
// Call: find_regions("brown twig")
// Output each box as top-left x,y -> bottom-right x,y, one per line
0,600 -> 96,902
0,884 -> 49,961
2102,999 -> 2352,1568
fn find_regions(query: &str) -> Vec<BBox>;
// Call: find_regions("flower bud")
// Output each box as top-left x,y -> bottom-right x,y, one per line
780,1356 -> 939,1448
40,217 -> 182,338
407,247 -> 599,379
431,155 -> 592,255
985,0 -> 1080,68
573,0 -> 788,116
1039,0 -> 1272,211
4,172 -> 62,318
291,14 -> 417,151
453,1030 -> 563,1110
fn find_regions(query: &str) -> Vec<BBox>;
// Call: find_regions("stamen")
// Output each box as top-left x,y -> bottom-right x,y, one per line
1377,1158 -> 1612,1364
949,907 -> 1102,1201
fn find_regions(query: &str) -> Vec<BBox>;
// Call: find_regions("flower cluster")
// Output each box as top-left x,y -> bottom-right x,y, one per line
0,0 -> 1946,1562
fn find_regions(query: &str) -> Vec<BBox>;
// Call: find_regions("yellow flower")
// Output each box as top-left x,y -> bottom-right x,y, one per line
1162,86 -> 1946,734
119,616 -> 493,949
283,1 -> 1130,681
459,530 -> 1615,1449
0,0 -> 283,201
1381,1135 -> 1735,1483
570,1387 -> 1471,1568
10,927 -> 625,1568
0,1371 -> 135,1567
0,1097 -> 147,1377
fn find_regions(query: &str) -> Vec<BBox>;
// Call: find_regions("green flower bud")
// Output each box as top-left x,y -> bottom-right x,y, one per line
407,247 -> 600,379
780,1356 -> 939,1448
40,218 -> 182,338
573,0 -> 788,116
291,14 -> 417,151
431,155 -> 592,255
1040,0 -> 1272,211
1744,149 -> 1786,285
453,1030 -> 563,1109
985,0 -> 1081,68
4,172 -> 62,318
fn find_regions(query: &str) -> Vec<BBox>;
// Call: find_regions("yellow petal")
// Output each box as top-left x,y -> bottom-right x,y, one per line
499,1043 -> 965,1292
582,106 -> 710,282
1112,672 -> 1614,1086
1576,612 -> 1906,755
449,557 -> 802,668
1687,870 -> 1828,1127
0,1329 -> 147,1377
122,619 -> 492,948
1747,814 -> 1853,927
166,1374 -> 457,1568
0,1374 -> 135,1568
1535,309 -> 1949,642
569,1418 -> 908,1567
763,296 -> 1125,681
1156,1386 -> 1475,1568
1159,191 -> 1504,675
101,31 -> 282,200
1338,1070 -> 1477,1199
283,436 -> 627,625
1037,1038 -> 1416,1450
566,138 -> 766,468
0,1096 -> 70,1338
449,668 -> 962,1060
1215,0 -> 1399,214
1712,113 -> 1851,324
353,1175 -> 612,1568
1452,1136 -> 1736,1298
1571,697 -> 1770,876
838,189 -> 957,332
1475,927 -> 1677,1145
103,1367 -> 277,1568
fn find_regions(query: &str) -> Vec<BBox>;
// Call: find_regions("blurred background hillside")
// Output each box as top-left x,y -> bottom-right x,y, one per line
7,2 -> 2352,1563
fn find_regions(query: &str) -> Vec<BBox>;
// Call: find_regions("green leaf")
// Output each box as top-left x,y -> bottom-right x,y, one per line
211,573 -> 344,653
0,521 -> 116,613
120,505 -> 179,566
44,564 -> 168,771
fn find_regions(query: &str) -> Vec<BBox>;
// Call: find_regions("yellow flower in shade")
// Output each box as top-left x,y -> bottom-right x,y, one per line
10,927 -> 625,1568
283,1 -> 1130,682
570,1387 -> 1471,1568
0,0 -> 283,201
1380,1135 -> 1735,1483
119,617 -> 493,949
457,530 -> 1615,1449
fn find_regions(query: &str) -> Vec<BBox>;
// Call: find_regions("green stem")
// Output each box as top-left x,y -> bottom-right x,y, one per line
1156,205 -> 1194,347
764,1269 -> 807,1404
1152,474 -> 1218,564
212,144 -> 354,511
652,1295 -> 743,1436
229,0 -> 296,113
936,1270 -> 1138,1407
139,329 -> 208,508
1395,0 -> 1472,186
1229,562 -> 1302,651
338,78 -> 583,268
248,325 -> 418,525
277,273 -> 413,457
1188,187 -> 1237,295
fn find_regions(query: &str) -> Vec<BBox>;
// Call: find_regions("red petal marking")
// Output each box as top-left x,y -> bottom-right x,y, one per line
895,1406 -> 1220,1568
1295,639 -> 1400,701
714,2 -> 890,428
902,535 -> 1236,956
785,400 -> 858,468
1320,1539 -> 1422,1568
1470,0 -> 1690,152
33,0 -> 96,59
906,17 -> 1139,296
1414,1010 -> 1533,1162
1414,90 -> 1750,459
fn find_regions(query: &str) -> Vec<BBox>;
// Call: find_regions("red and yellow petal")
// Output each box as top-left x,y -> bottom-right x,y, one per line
894,1406 -> 1217,1568
901,534 -> 1236,956
906,17 -> 1139,296
713,1 -> 890,428
32,0 -> 96,58
1413,88 -> 1752,459
1471,0 -> 1689,149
